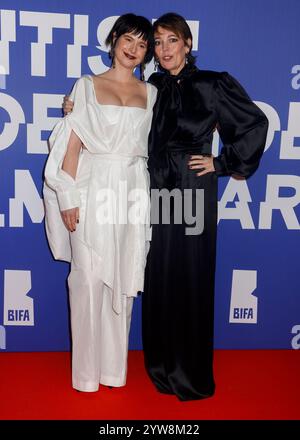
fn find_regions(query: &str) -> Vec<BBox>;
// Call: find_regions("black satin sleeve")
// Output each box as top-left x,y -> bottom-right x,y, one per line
213,72 -> 269,178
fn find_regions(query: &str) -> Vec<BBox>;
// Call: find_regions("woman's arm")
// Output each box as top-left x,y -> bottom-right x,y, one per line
61,130 -> 82,232
213,72 -> 269,178
62,130 -> 82,179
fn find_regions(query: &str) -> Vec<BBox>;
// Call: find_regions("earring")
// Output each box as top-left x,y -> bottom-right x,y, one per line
140,63 -> 145,81
185,55 -> 188,65
154,58 -> 159,72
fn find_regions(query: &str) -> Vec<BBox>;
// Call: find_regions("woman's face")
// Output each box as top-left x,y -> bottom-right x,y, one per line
154,26 -> 191,75
114,32 -> 148,69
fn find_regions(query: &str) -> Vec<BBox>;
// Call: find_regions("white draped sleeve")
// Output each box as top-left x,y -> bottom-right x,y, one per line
43,77 -> 87,262
44,77 -> 87,211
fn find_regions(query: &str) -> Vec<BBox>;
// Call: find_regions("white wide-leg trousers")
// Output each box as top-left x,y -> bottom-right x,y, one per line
68,155 -> 133,392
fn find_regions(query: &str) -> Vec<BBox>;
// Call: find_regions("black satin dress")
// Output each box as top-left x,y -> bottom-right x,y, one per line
142,64 -> 269,401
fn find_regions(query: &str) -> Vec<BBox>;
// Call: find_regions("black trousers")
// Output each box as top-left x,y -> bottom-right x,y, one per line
142,167 -> 217,401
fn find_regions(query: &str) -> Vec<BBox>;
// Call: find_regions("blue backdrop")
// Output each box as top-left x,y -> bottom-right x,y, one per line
0,0 -> 299,351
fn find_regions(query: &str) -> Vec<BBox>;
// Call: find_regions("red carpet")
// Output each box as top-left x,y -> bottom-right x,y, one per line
0,350 -> 299,420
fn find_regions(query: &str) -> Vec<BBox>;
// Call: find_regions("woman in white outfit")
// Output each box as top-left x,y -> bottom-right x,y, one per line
43,14 -> 157,392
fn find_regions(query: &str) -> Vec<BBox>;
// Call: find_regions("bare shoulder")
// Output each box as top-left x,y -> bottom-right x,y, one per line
93,72 -> 110,83
134,78 -> 148,92
135,78 -> 147,86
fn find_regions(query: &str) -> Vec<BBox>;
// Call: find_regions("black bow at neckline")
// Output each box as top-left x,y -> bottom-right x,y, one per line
162,62 -> 198,82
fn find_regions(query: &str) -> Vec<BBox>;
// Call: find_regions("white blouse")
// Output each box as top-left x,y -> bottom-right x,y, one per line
43,75 -> 157,313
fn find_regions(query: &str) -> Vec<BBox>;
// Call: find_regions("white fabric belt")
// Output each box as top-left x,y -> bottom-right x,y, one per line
81,149 -> 147,161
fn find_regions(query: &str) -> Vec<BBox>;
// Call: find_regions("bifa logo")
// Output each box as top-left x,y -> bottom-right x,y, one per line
3,270 -> 34,326
229,270 -> 258,324
291,325 -> 300,349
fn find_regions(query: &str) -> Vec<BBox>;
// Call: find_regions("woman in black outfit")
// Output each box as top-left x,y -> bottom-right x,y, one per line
142,13 -> 269,401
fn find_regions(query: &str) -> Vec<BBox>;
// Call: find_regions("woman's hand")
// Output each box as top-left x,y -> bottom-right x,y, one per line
61,207 -> 79,232
63,95 -> 74,115
188,155 -> 215,176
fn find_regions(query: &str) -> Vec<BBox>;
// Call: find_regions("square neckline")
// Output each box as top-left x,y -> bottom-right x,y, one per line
88,74 -> 148,111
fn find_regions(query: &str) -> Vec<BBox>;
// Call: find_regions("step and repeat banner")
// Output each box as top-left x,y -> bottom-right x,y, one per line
0,0 -> 299,351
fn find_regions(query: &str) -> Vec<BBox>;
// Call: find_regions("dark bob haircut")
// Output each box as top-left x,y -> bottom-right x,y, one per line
153,12 -> 196,65
105,13 -> 154,64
